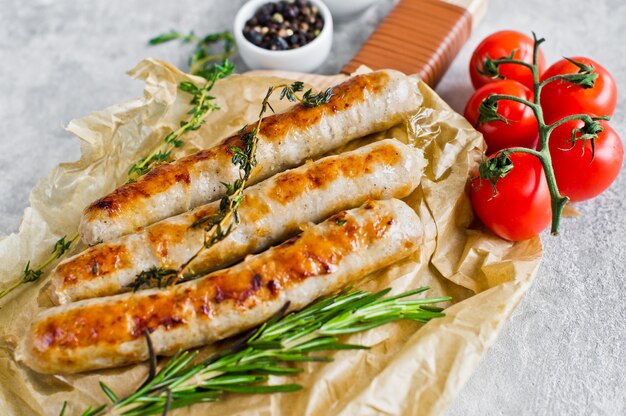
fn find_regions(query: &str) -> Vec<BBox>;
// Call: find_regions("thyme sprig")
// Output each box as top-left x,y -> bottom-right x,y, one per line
127,30 -> 237,182
0,233 -> 79,301
473,32 -> 611,235
127,60 -> 235,183
149,30 -> 237,80
130,82 -> 333,290
83,286 -> 451,415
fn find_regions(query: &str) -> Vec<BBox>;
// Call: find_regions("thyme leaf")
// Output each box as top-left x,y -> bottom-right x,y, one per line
128,267 -> 177,291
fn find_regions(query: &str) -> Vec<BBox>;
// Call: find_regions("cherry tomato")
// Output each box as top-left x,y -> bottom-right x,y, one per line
549,119 -> 623,202
470,152 -> 551,241
540,57 -> 617,121
464,80 -> 539,154
469,30 -> 546,91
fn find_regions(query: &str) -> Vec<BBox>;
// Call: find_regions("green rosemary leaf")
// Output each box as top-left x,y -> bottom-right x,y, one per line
246,340 -> 284,350
81,403 -> 107,416
216,384 -> 303,394
417,305 -> 445,313
100,381 -> 119,403
205,373 -> 269,386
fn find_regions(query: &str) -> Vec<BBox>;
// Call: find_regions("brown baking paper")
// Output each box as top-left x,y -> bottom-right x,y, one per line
0,60 -> 542,416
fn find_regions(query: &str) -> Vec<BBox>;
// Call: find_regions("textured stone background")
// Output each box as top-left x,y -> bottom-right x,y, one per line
0,0 -> 624,414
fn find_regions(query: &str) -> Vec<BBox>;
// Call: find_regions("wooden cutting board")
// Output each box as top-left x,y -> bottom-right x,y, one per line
342,0 -> 488,86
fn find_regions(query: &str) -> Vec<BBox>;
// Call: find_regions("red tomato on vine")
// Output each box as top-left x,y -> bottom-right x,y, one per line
540,57 -> 617,121
464,80 -> 539,154
469,30 -> 546,91
470,152 -> 551,241
549,119 -> 623,202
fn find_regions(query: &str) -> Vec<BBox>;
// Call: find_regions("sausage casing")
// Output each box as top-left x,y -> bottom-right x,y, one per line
52,139 -> 424,304
79,70 -> 421,244
19,199 -> 422,374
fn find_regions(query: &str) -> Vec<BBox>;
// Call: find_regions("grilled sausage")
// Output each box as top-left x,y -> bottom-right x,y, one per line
19,199 -> 422,374
52,139 -> 425,304
79,70 -> 421,245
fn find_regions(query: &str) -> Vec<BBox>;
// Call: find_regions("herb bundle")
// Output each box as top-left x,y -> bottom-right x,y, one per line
130,81 -> 333,289
82,286 -> 450,415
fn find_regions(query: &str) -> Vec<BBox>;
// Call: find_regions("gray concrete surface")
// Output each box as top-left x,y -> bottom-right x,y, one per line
0,0 -> 624,414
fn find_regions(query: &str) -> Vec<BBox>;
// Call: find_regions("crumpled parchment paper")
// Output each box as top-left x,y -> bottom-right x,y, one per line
0,59 -> 542,416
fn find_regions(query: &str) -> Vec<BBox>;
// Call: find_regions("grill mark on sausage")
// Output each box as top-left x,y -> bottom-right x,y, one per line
33,209 -> 393,351
267,279 -> 280,296
82,72 -> 390,219
146,222 -> 190,261
129,292 -> 188,337
270,143 -> 401,205
56,244 -> 131,286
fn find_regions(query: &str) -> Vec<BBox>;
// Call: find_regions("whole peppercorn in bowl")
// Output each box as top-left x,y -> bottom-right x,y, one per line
234,0 -> 333,72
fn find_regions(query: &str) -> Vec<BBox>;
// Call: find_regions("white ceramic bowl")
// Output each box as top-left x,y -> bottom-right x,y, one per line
234,0 -> 333,72
323,0 -> 381,21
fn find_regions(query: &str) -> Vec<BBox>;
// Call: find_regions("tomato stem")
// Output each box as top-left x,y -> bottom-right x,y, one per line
496,147 -> 541,158
481,58 -> 536,73
475,33 -> 604,236
483,93 -> 540,122
546,114 -> 609,133
539,73 -> 588,88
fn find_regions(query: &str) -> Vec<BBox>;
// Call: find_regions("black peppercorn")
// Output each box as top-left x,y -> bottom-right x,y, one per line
284,4 -> 298,19
244,30 -> 264,46
270,37 -> 289,50
288,34 -> 300,46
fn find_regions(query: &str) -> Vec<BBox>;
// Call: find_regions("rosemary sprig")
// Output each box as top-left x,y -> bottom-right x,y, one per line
84,286 -> 451,415
130,82 -> 333,289
0,233 -> 79,301
149,30 -> 237,80
126,60 -> 235,182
